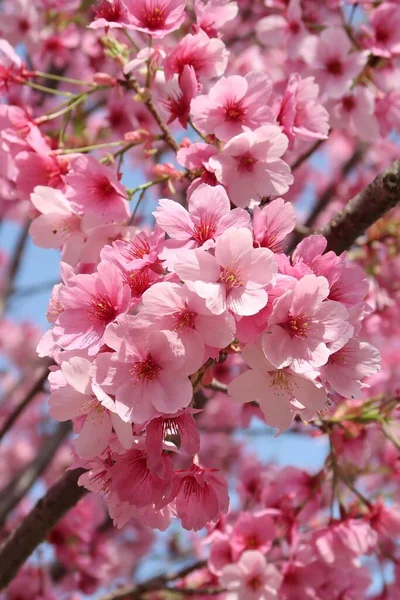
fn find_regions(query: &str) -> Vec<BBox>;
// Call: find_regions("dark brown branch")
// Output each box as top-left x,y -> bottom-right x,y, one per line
0,360 -> 52,442
99,560 -> 207,600
0,468 -> 87,590
0,422 -> 71,527
290,138 -> 326,172
320,159 -> 400,254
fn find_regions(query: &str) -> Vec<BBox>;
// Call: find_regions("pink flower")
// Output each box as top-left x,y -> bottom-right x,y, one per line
171,463 -> 229,530
231,510 -> 276,560
65,155 -> 129,223
253,198 -> 296,253
93,314 -> 192,423
29,186 -> 85,266
262,274 -> 353,372
313,519 -> 377,567
363,2 -> 400,58
277,74 -> 329,149
220,550 -> 283,600
53,262 -> 131,355
304,29 -> 368,99
256,0 -> 307,58
101,227 -> 165,272
328,86 -> 380,143
124,0 -> 186,38
111,448 -> 174,507
140,281 -> 236,374
320,338 -> 380,399
228,342 -> 326,432
89,0 -> 131,29
194,0 -> 238,38
163,65 -> 198,128
49,357 -> 132,458
190,72 -> 275,142
164,31 -> 228,84
154,183 -> 250,250
207,126 -> 293,208
173,227 -> 277,316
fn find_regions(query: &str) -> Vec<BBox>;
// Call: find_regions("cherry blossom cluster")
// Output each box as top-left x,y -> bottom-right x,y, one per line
0,0 -> 400,598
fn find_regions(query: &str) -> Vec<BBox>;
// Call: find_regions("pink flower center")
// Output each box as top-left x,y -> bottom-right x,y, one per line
245,535 -> 260,549
247,575 -> 262,591
130,353 -> 161,383
87,294 -> 117,323
193,220 -> 217,243
375,26 -> 389,44
224,100 -> 245,122
142,4 -> 166,30
220,265 -> 243,288
236,152 -> 257,173
342,95 -> 356,112
173,306 -> 197,331
283,313 -> 310,339
326,58 -> 344,76
126,269 -> 151,297
124,236 -> 151,260
94,0 -> 125,21
93,175 -> 119,202
289,20 -> 300,34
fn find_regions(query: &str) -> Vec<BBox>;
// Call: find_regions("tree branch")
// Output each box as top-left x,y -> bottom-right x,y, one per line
320,159 -> 400,254
0,468 -> 87,590
0,422 -> 71,527
99,560 -> 207,600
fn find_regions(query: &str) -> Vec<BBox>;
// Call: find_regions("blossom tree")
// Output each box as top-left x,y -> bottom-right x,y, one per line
0,0 -> 400,598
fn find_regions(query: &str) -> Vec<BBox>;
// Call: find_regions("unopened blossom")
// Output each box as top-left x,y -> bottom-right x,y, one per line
93,314 -> 192,423
220,550 -> 283,600
164,64 -> 198,128
277,74 -> 329,148
154,183 -> 250,250
53,262 -> 131,356
207,126 -> 293,208
262,274 -> 353,372
304,29 -> 368,99
173,227 -> 277,316
124,0 -> 187,38
253,198 -> 296,253
171,463 -> 229,530
65,154 -> 129,223
228,342 -> 326,432
190,72 -> 275,142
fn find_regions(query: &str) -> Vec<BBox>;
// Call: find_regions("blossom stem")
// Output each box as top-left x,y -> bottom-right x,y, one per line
22,80 -> 75,97
32,71 -> 96,87
55,140 -> 127,154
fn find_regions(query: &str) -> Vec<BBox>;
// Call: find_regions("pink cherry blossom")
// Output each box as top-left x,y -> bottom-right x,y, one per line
207,126 -> 293,208
362,2 -> 400,58
253,198 -> 296,253
256,0 -> 307,58
53,262 -> 131,355
304,29 -> 368,99
154,183 -> 250,250
277,74 -> 329,149
65,154 -> 129,223
220,550 -> 283,600
262,274 -> 353,372
190,72 -> 275,142
124,0 -> 187,38
328,86 -> 380,143
89,0 -> 130,29
163,64 -> 198,128
231,510 -> 276,560
194,0 -> 238,38
228,342 -> 326,432
171,463 -> 229,530
173,227 -> 277,316
93,314 -> 192,423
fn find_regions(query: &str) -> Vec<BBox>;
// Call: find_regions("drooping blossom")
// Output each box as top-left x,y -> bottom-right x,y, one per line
190,72 -> 275,142
228,342 -> 326,432
173,227 -> 277,316
207,126 -> 293,208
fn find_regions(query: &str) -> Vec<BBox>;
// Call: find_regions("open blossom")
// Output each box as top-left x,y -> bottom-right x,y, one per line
190,72 -> 275,142
304,29 -> 368,99
89,0 -> 131,29
53,262 -> 131,356
173,227 -> 277,316
228,342 -> 326,432
171,463 -> 229,530
207,126 -> 293,208
194,0 -> 238,38
124,0 -> 187,38
48,357 -> 132,458
220,550 -> 283,600
154,183 -> 250,250
362,2 -> 400,58
262,274 -> 353,372
140,281 -> 236,374
164,30 -> 228,83
65,155 -> 129,223
328,86 -> 380,143
253,198 -> 296,253
93,315 -> 192,423
277,74 -> 329,148
231,510 -> 276,560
